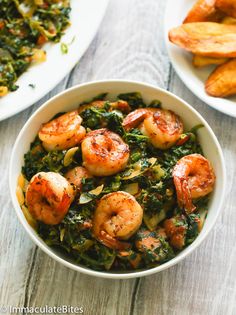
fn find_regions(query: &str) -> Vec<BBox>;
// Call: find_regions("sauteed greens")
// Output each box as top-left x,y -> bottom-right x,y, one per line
0,0 -> 71,95
20,92 -> 210,271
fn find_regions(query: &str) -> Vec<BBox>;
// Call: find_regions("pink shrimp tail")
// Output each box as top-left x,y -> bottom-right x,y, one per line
98,231 -> 131,250
174,176 -> 196,214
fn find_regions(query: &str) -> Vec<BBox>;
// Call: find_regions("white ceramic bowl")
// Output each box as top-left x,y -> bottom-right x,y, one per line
9,80 -> 226,279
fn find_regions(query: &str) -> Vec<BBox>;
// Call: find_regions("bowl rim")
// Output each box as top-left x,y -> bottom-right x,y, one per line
9,79 -> 226,279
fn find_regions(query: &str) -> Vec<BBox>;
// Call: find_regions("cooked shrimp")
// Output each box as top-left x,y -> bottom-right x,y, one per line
38,110 -> 86,151
135,229 -> 170,262
93,191 -> 143,250
81,128 -> 130,176
122,108 -> 155,130
163,215 -> 187,250
123,108 -> 184,149
135,230 -> 161,252
141,109 -> 184,149
26,172 -> 75,225
173,154 -> 215,213
65,166 -> 92,192
77,100 -> 131,114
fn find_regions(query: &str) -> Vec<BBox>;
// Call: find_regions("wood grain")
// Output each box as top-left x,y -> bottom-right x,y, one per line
0,0 -> 236,314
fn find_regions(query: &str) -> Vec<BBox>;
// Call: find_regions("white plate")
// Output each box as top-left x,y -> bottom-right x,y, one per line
165,0 -> 236,118
0,0 -> 109,121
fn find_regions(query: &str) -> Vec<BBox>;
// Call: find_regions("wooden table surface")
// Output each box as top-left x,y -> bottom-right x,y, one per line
1,1 -> 236,314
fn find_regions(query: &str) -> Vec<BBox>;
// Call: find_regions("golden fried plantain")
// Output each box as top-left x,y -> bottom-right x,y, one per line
221,16 -> 236,24
205,59 -> 236,97
183,0 -> 224,23
216,0 -> 236,18
169,22 -> 236,57
193,54 -> 228,67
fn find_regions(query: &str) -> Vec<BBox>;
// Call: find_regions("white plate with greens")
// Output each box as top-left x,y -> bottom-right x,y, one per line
0,0 -> 109,121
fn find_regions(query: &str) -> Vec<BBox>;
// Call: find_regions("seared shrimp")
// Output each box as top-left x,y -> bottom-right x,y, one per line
135,229 -> 161,254
123,108 -> 184,149
122,108 -> 155,130
173,154 -> 215,213
141,109 -> 183,149
81,128 -> 130,176
93,191 -> 143,250
26,172 -> 75,225
135,229 -> 171,262
38,110 -> 86,151
65,166 -> 92,192
164,215 -> 187,250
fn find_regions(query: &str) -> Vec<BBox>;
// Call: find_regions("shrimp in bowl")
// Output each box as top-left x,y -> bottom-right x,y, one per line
81,128 -> 130,176
93,191 -> 143,250
173,154 -> 215,213
15,89 -> 221,275
38,110 -> 86,151
26,172 -> 75,225
65,166 -> 92,193
123,108 -> 183,149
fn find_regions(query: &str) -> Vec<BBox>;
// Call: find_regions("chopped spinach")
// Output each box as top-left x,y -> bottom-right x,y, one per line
0,0 -> 71,93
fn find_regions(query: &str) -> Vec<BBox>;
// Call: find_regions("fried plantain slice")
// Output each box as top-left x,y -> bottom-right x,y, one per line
216,0 -> 236,18
193,54 -> 228,67
221,16 -> 236,25
169,22 -> 236,57
183,0 -> 224,23
205,59 -> 236,97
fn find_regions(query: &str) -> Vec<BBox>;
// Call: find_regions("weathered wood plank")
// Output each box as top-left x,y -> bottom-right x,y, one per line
66,0 -> 170,87
25,249 -> 136,315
